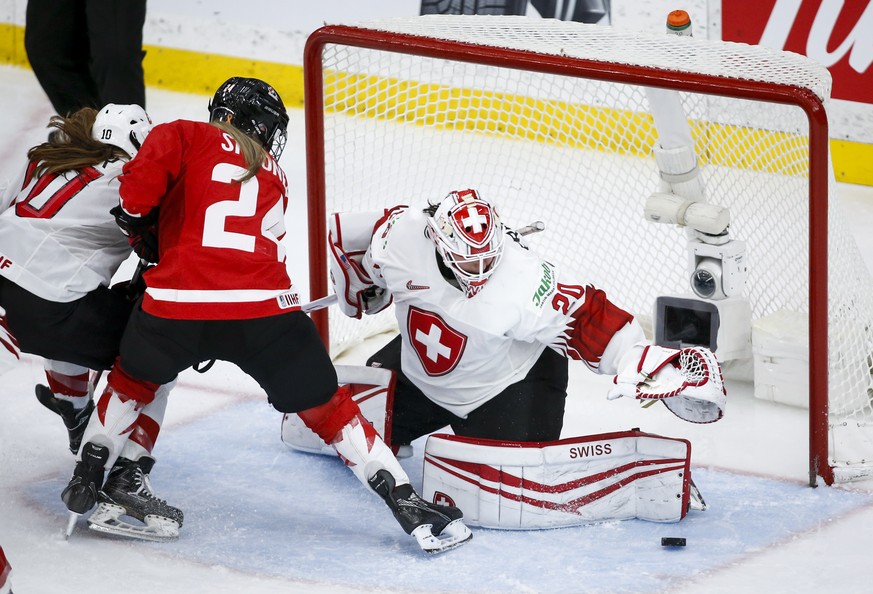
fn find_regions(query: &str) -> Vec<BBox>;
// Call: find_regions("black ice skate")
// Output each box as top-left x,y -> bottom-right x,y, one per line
61,441 -> 109,537
35,384 -> 94,454
87,456 -> 183,542
368,469 -> 472,554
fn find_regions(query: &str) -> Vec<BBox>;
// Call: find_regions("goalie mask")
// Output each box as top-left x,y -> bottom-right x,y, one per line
92,104 -> 152,159
208,77 -> 290,160
426,189 -> 505,297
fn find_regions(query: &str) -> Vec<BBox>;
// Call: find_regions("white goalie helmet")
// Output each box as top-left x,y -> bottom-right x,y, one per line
92,103 -> 153,159
426,189 -> 505,297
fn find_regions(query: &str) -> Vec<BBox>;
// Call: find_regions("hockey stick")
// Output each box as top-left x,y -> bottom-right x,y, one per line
301,221 -> 546,314
514,220 -> 546,236
302,293 -> 339,313
129,257 -> 149,289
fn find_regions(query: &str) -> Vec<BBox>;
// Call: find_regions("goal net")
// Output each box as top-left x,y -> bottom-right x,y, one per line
303,15 -> 873,485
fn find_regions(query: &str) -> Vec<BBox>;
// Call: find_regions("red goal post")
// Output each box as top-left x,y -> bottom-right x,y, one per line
303,15 -> 870,486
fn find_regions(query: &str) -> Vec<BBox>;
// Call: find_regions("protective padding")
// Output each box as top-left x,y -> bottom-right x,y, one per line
81,384 -> 142,469
296,384 -> 359,443
328,210 -> 393,318
330,413 -> 409,488
610,345 -> 726,424
121,380 -> 175,459
422,430 -> 692,529
282,365 -> 395,454
107,363 -> 159,405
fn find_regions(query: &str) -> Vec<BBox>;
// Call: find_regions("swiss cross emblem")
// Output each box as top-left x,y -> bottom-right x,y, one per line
407,306 -> 467,376
451,200 -> 493,248
433,491 -> 457,507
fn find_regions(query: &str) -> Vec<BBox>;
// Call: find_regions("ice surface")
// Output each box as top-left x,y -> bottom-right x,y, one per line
2,64 -> 873,594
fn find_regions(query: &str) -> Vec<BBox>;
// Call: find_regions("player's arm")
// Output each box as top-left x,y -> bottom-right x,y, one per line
113,123 -> 182,262
117,123 -> 181,216
111,205 -> 159,263
547,281 -> 726,423
545,281 -> 639,372
0,164 -> 28,212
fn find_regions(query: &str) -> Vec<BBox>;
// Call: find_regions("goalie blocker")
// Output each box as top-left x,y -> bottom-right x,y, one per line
422,430 -> 703,529
328,210 -> 394,319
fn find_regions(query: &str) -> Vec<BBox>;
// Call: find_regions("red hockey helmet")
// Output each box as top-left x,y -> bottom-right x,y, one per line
426,189 -> 505,297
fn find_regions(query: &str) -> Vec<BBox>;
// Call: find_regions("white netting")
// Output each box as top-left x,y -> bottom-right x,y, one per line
307,16 -> 873,481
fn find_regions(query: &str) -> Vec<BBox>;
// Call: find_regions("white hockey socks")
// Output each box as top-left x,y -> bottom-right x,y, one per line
118,380 -> 173,461
297,383 -> 409,488
44,359 -> 92,409
77,365 -> 159,469
281,365 -> 395,456
330,413 -> 410,488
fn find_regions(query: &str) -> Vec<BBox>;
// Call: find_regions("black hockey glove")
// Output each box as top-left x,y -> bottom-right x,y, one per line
111,205 -> 160,263
111,260 -> 152,301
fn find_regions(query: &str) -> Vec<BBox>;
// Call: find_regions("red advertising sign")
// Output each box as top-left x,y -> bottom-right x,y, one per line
722,0 -> 873,104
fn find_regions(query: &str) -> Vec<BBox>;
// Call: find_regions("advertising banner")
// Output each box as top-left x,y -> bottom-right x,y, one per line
722,0 -> 872,106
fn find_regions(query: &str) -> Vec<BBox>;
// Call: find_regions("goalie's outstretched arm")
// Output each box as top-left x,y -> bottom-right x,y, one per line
549,282 -> 726,424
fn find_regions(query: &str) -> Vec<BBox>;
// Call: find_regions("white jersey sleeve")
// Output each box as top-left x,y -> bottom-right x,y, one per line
363,206 -> 639,417
0,159 -> 132,302
0,168 -> 24,212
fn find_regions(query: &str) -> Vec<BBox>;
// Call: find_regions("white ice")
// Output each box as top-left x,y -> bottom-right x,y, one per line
2,64 -> 873,594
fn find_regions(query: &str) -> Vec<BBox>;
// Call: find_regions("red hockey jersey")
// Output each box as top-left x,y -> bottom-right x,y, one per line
118,120 -> 300,320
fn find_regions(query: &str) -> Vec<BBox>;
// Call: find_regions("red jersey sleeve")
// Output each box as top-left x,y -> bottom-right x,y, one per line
119,122 -> 187,216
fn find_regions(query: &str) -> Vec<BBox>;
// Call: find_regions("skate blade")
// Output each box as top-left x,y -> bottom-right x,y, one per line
411,519 -> 473,554
64,511 -> 81,539
87,503 -> 180,542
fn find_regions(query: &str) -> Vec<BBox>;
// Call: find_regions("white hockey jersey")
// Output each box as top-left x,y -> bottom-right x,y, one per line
363,206 -> 644,417
0,159 -> 131,302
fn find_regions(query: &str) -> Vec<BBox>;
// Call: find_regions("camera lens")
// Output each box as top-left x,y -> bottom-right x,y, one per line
690,257 -> 724,299
691,269 -> 716,298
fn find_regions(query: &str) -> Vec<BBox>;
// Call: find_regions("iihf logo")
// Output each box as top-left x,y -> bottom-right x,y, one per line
433,491 -> 456,507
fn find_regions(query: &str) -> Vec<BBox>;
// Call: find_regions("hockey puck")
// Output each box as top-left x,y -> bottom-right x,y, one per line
660,537 -> 686,547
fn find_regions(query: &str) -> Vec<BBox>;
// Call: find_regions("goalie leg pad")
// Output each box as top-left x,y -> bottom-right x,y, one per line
422,430 -> 697,529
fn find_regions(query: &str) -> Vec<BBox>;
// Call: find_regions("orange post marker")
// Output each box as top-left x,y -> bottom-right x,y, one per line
666,10 -> 692,36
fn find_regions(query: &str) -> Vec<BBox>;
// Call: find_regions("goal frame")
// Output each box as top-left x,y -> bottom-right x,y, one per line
302,23 -> 832,486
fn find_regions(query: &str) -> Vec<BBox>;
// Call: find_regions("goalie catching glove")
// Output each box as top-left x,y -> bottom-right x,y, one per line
608,345 -> 726,423
111,205 -> 159,263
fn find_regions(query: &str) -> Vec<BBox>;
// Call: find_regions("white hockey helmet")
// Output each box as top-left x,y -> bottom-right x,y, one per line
92,104 -> 153,159
426,189 -> 505,297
